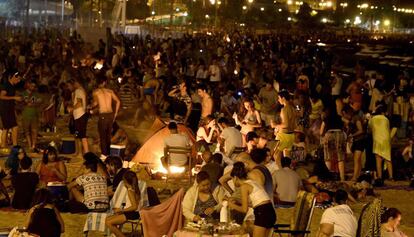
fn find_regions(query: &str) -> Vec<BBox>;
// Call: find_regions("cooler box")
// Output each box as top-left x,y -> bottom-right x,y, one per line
61,136 -> 75,154
110,144 -> 126,158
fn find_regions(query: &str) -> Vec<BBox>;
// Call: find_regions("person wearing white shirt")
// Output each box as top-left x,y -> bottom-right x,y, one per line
317,189 -> 357,237
208,59 -> 221,83
217,117 -> 243,156
68,79 -> 89,155
161,122 -> 192,168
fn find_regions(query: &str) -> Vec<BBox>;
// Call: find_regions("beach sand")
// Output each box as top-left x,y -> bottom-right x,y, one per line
0,113 -> 413,236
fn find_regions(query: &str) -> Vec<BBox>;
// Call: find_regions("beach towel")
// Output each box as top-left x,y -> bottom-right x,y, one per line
83,180 -> 148,233
140,188 -> 185,237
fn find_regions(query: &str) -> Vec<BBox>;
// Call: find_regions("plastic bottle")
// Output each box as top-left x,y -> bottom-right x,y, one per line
220,200 -> 228,223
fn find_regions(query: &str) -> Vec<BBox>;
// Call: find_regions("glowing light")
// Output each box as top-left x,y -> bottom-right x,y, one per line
209,0 -> 215,4
360,3 -> 368,9
322,18 -> 328,23
176,7 -> 180,11
260,7 -> 265,11
287,17 -> 292,21
354,16 -> 361,25
226,36 -> 231,42
374,20 -> 380,26
151,11 -> 155,15
384,19 -> 390,26
287,0 -> 292,5
345,19 -> 350,24
278,8 -> 282,12
248,0 -> 253,3
326,1 -> 332,7
242,5 -> 247,10
234,69 -> 238,75
205,14 -> 210,18
183,11 -> 188,16
218,1 -> 222,5
311,10 -> 318,16
307,39 -> 311,43
347,39 -> 351,42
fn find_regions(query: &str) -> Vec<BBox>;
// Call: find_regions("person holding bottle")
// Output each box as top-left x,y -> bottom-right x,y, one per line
226,162 -> 276,237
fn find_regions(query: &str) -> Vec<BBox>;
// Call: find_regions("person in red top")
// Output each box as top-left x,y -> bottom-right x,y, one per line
36,146 -> 67,186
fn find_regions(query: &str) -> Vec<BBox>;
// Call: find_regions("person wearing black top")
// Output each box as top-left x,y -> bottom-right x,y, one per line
12,157 -> 39,209
26,189 -> 64,237
0,71 -> 22,147
320,107 -> 347,181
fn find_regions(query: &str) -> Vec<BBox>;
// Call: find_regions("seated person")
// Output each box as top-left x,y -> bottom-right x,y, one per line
12,157 -> 39,209
381,208 -> 408,237
273,157 -> 302,207
183,171 -> 224,223
201,153 -> 224,190
68,158 -> 109,210
317,189 -> 357,237
36,146 -> 67,186
26,189 -> 65,237
161,122 -> 192,169
106,171 -> 141,237
105,156 -> 128,196
5,145 -> 27,176
82,152 -> 110,180
0,166 -> 10,207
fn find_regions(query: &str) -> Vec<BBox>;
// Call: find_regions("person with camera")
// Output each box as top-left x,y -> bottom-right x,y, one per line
167,81 -> 192,124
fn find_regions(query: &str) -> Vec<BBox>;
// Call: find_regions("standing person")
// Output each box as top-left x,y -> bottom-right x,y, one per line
21,80 -> 42,151
91,77 -> 121,160
208,58 -> 221,86
258,80 -> 278,127
0,72 -> 22,148
368,103 -> 393,185
196,84 -> 213,119
167,81 -> 192,124
227,162 -> 276,237
320,107 -> 346,181
273,90 -> 296,167
317,189 -> 357,237
68,79 -> 89,156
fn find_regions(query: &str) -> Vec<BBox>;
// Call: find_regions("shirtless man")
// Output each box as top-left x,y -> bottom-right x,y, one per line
273,90 -> 296,167
196,84 -> 213,119
91,77 -> 121,159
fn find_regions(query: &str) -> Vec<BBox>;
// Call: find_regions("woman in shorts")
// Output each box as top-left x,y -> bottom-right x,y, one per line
226,162 -> 276,237
106,171 -> 141,237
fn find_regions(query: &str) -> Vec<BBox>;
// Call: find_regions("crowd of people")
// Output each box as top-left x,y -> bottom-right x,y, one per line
0,28 -> 413,236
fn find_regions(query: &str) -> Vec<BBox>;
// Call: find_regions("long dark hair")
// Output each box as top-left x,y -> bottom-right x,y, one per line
230,162 -> 248,179
31,188 -> 54,208
42,146 -> 58,164
123,171 -> 140,199
381,208 -> 402,223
